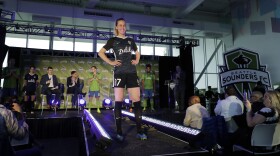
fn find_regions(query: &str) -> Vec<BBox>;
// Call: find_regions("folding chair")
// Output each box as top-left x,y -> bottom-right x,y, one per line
233,123 -> 280,155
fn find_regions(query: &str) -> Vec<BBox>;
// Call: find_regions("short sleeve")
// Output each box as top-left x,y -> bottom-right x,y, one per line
257,107 -> 274,118
103,38 -> 114,51
131,39 -> 138,51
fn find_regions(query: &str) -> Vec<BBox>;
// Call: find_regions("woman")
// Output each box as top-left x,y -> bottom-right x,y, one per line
98,18 -> 147,141
245,90 -> 280,127
23,66 -> 39,113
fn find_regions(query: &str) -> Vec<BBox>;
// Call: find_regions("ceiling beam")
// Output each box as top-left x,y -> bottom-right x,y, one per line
173,0 -> 205,18
84,0 -> 100,9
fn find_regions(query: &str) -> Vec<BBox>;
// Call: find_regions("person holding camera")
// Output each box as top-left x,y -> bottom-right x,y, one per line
0,97 -> 41,156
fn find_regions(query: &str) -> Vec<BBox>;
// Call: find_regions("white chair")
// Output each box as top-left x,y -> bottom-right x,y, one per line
233,123 -> 280,155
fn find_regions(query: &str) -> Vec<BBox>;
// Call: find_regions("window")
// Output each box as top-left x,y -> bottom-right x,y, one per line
155,45 -> 168,56
75,39 -> 93,52
141,43 -> 153,55
5,33 -> 27,48
53,37 -> 74,51
28,35 -> 50,50
172,46 -> 180,57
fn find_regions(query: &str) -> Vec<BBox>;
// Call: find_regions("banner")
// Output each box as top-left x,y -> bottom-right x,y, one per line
20,55 -> 159,108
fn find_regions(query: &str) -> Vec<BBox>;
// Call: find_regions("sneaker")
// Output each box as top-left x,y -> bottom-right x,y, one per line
136,133 -> 147,140
97,108 -> 101,113
116,134 -> 124,142
143,107 -> 146,111
151,108 -> 155,111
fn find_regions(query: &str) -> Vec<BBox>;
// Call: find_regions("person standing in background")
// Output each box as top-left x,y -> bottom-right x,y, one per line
88,66 -> 102,113
141,64 -> 155,111
1,58 -> 20,102
173,65 -> 186,112
23,66 -> 39,114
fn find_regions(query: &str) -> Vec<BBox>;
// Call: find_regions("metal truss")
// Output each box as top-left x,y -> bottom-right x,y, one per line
2,22 -> 199,47
0,9 -> 15,22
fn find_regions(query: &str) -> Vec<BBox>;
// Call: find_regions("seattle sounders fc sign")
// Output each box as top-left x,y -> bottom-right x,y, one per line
219,48 -> 271,96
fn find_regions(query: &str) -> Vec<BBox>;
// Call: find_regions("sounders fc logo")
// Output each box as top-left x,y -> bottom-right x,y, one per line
219,48 -> 271,96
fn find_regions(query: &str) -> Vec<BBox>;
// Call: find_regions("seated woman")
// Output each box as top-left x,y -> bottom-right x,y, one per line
245,90 -> 280,127
239,90 -> 280,147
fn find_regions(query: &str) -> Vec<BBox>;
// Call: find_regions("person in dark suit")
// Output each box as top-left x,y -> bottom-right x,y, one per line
66,71 -> 81,108
40,67 -> 61,108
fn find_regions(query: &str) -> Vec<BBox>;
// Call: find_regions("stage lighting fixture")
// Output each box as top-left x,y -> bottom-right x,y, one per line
121,110 -> 201,138
84,109 -> 112,150
124,98 -> 131,109
124,98 -> 130,104
103,98 -> 112,109
78,94 -> 86,108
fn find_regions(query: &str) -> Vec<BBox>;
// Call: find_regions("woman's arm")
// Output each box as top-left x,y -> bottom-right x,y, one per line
98,48 -> 121,66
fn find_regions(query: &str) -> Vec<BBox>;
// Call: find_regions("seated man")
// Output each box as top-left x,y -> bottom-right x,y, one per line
214,86 -> 244,133
40,67 -> 61,108
183,96 -> 209,129
66,71 -> 82,108
0,97 -> 41,156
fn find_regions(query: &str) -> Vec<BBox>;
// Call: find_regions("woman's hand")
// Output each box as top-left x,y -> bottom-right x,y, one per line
110,60 -> 122,66
244,99 -> 252,112
131,59 -> 139,65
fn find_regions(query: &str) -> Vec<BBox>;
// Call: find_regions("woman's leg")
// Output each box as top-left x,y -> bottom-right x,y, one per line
114,88 -> 124,135
128,87 -> 143,134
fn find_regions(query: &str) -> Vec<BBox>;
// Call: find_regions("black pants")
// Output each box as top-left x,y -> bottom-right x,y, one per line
44,88 -> 61,107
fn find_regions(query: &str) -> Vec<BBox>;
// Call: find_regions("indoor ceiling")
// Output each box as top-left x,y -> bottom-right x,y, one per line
2,0 -> 237,38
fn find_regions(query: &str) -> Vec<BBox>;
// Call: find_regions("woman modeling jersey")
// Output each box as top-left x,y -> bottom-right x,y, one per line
98,18 -> 146,141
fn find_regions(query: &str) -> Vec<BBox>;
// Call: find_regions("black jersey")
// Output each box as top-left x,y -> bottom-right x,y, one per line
103,37 -> 138,74
24,73 -> 38,91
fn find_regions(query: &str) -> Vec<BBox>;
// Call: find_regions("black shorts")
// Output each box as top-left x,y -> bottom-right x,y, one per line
24,90 -> 36,96
114,73 -> 140,88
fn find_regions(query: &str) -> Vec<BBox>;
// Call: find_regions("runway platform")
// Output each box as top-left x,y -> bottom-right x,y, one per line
25,108 -> 208,156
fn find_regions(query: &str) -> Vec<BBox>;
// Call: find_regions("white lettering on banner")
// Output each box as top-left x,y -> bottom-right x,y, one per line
220,69 -> 270,87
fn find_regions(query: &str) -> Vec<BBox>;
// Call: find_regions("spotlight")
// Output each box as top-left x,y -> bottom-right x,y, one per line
78,94 -> 86,108
79,99 -> 86,105
103,98 -> 112,109
124,98 -> 130,104
124,98 -> 131,109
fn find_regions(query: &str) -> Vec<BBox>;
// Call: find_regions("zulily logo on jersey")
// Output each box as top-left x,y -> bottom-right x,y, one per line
118,46 -> 133,54
219,48 -> 271,96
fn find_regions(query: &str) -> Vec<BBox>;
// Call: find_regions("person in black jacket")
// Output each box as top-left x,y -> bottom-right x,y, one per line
66,71 -> 81,108
40,67 -> 61,108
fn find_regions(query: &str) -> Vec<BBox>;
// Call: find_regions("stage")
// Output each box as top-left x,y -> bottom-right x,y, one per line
25,108 -> 209,156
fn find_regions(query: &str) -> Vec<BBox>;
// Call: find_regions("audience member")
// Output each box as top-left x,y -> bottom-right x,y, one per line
205,86 -> 214,100
214,85 -> 244,134
183,96 -> 209,129
245,90 -> 280,127
0,97 -> 41,156
250,91 -> 265,113
252,81 -> 266,95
